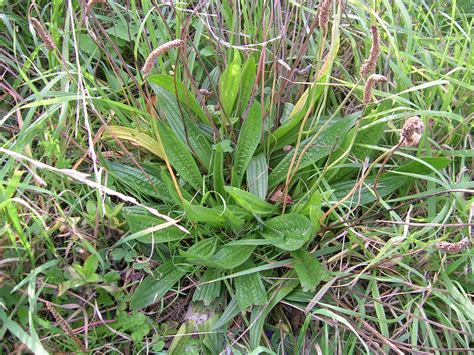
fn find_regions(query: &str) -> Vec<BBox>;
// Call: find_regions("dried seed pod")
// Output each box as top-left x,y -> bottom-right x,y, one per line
283,145 -> 293,153
44,301 -> 87,352
198,89 -> 212,96
30,18 -> 56,51
363,74 -> 387,105
400,116 -> 424,147
436,237 -> 471,253
270,186 -> 294,205
360,26 -> 380,77
318,0 -> 332,30
142,39 -> 185,75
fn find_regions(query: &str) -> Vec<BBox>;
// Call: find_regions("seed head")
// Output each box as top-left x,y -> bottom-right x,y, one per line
30,18 -> 56,51
363,74 -> 387,105
360,26 -> 380,77
142,39 -> 184,75
436,237 -> 471,253
44,301 -> 87,352
318,0 -> 332,31
400,116 -> 424,147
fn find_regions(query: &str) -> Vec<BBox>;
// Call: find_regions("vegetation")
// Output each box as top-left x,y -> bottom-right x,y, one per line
1,0 -> 473,353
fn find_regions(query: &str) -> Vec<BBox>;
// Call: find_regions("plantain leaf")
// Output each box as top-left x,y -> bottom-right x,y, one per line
123,208 -> 187,244
219,50 -> 241,118
268,118 -> 353,189
181,238 -> 217,260
212,142 -> 225,196
183,200 -> 227,226
332,175 -> 408,205
235,260 -> 267,311
231,102 -> 262,187
152,86 -> 212,170
193,269 -> 222,306
391,156 -> 450,175
261,214 -> 312,251
193,243 -> 255,270
291,249 -> 329,292
224,186 -> 275,216
246,154 -> 268,200
239,56 -> 257,113
105,161 -> 172,202
103,126 -> 165,160
329,114 -> 387,181
147,74 -> 210,124
156,120 -> 203,191
130,260 -> 190,310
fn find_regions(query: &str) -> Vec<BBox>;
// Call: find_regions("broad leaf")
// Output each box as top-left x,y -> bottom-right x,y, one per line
224,186 -> 275,216
193,269 -> 222,306
235,261 -> 267,311
219,50 -> 241,117
291,249 -> 329,292
147,74 -> 210,124
156,120 -> 203,191
231,102 -> 262,187
268,118 -> 353,189
193,243 -> 255,270
246,154 -> 268,200
184,200 -> 227,226
103,126 -> 165,160
130,260 -> 190,310
261,214 -> 312,251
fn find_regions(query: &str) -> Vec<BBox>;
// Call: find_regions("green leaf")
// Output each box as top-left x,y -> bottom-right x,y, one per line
219,50 -> 241,117
147,74 -> 210,124
123,208 -> 187,244
224,186 -> 275,216
268,118 -> 353,189
152,86 -> 212,170
231,102 -> 262,187
261,214 -> 312,251
212,142 -> 225,196
103,126 -> 166,160
291,249 -> 329,292
246,154 -> 268,200
0,308 -> 48,355
83,254 -> 99,279
211,297 -> 240,330
295,190 -> 324,233
156,120 -> 203,191
329,112 -> 386,181
168,322 -> 200,354
194,243 -> 255,270
239,56 -> 257,113
181,238 -> 217,260
130,260 -> 190,310
391,156 -> 450,176
333,175 -> 408,205
235,261 -> 267,311
183,200 -> 227,226
105,161 -> 172,202
193,269 -> 222,306
249,277 -> 299,349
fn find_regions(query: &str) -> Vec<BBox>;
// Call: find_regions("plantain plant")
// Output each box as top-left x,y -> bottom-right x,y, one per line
101,4 -> 449,351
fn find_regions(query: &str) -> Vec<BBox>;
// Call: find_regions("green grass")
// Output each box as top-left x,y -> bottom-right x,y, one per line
1,0 -> 473,353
